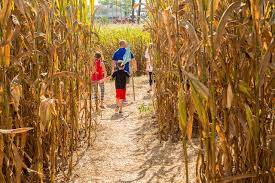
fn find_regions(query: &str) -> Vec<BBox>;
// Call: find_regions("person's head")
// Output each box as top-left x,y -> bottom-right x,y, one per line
94,52 -> 101,59
117,61 -> 125,70
119,40 -> 127,48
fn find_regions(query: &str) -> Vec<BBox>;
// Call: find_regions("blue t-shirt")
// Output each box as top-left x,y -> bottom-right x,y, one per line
112,48 -> 134,72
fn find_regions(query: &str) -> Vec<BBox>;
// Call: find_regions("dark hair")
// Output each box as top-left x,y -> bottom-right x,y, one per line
94,52 -> 101,59
117,61 -> 124,69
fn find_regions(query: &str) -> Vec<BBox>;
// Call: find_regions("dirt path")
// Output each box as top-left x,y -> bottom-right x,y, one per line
59,76 -> 196,183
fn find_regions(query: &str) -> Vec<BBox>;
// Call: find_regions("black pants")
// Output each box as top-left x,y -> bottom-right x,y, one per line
149,72 -> 153,86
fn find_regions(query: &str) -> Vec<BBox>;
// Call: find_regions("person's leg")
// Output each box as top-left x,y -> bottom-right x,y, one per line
115,89 -> 119,113
148,72 -> 153,92
119,89 -> 126,113
115,98 -> 119,113
118,99 -> 123,113
99,83 -> 105,108
92,82 -> 99,110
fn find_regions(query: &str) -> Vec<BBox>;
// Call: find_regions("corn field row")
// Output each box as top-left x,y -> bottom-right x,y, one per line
0,0 -> 98,182
96,25 -> 150,75
146,0 -> 274,182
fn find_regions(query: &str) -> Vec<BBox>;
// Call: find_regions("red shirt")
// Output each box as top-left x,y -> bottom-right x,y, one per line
91,59 -> 104,81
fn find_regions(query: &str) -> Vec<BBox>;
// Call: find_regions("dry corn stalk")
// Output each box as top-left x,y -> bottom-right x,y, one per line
0,0 -> 98,182
146,0 -> 274,182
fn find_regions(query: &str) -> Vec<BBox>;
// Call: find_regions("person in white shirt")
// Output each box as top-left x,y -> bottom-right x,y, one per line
145,43 -> 154,92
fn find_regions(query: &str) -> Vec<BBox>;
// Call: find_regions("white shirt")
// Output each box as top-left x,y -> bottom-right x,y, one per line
145,49 -> 153,72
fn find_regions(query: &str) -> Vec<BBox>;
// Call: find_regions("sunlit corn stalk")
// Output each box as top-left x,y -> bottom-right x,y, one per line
0,0 -> 99,182
147,0 -> 274,182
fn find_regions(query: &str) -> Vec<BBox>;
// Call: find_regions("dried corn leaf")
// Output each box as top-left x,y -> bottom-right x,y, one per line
245,104 -> 254,139
0,127 -> 33,134
4,44 -> 10,67
12,144 -> 23,183
215,121 -> 228,152
207,0 -> 220,17
183,70 -> 209,100
226,83 -> 233,109
39,96 -> 57,132
214,2 -> 245,52
14,0 -> 26,16
179,20 -> 200,47
0,15 -> 20,47
190,83 -> 208,132
10,76 -> 22,112
249,0 -> 261,44
178,87 -> 187,135
0,0 -> 12,25
186,103 -> 195,142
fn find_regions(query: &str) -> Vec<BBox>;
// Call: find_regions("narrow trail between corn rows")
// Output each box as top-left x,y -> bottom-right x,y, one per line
61,76 -> 196,183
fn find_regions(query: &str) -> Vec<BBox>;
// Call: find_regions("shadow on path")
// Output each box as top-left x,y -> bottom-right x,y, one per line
120,118 -> 192,183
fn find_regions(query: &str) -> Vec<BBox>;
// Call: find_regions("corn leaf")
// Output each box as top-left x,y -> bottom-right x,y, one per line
0,128 -> 33,134
178,87 -> 187,135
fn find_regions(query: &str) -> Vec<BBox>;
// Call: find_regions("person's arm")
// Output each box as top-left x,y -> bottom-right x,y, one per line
111,60 -> 116,74
98,76 -> 112,83
125,71 -> 130,78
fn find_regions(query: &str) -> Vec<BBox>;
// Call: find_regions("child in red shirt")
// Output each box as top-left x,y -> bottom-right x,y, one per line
91,52 -> 106,110
99,61 -> 129,113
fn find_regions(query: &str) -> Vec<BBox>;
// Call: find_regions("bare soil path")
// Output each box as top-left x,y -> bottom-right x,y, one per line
58,76 -> 196,183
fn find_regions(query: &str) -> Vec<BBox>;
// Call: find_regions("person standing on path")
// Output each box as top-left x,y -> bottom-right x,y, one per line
111,40 -> 137,102
99,61 -> 130,113
111,40 -> 137,80
90,52 -> 107,111
145,43 -> 154,92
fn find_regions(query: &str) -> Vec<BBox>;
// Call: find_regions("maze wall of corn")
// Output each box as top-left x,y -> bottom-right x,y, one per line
146,0 -> 274,182
0,0 -> 98,182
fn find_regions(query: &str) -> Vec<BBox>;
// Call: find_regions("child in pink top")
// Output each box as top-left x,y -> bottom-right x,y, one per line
91,52 -> 106,110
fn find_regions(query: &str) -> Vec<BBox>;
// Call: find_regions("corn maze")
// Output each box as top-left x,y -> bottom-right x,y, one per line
0,0 -> 274,183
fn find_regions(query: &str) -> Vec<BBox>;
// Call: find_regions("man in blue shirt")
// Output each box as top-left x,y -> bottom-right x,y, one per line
111,40 -> 137,75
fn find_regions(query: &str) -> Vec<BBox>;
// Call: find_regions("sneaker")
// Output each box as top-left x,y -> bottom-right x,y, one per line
100,105 -> 106,109
123,99 -> 128,104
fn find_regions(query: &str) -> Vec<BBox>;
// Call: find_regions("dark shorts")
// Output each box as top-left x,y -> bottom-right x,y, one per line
116,89 -> 126,100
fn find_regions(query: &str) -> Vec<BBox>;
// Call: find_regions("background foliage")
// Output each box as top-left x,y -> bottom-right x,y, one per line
96,24 -> 150,75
